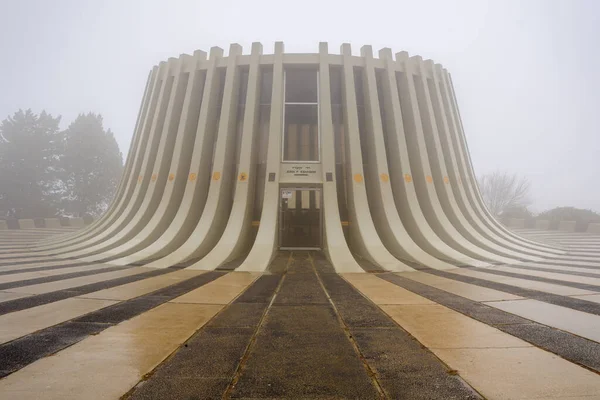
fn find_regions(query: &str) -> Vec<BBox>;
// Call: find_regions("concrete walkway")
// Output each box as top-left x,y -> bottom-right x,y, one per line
1,229 -> 600,399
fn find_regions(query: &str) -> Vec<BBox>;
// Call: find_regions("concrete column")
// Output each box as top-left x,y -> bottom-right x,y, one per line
441,69 -> 561,254
192,42 -> 264,269
429,62 -> 548,259
413,58 -> 521,263
238,42 -> 285,272
140,47 -> 226,268
336,43 -> 407,271
90,53 -> 204,262
64,57 -> 186,260
315,42 -> 363,272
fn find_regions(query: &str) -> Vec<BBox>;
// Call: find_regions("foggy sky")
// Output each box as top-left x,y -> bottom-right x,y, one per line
1,0 -> 598,212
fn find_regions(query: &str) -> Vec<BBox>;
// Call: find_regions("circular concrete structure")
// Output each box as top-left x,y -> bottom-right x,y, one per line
35,42 -> 564,272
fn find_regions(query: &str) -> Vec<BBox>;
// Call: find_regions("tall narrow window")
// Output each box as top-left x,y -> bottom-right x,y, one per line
282,69 -> 319,162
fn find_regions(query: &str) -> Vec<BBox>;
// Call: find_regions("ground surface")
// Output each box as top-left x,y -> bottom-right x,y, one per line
0,228 -> 600,399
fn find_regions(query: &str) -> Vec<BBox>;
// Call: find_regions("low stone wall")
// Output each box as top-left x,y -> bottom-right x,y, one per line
66,217 -> 86,228
588,223 -> 600,234
535,220 -> 550,230
507,218 -> 525,229
44,218 -> 62,228
17,219 -> 36,230
0,220 -> 7,230
558,220 -> 577,232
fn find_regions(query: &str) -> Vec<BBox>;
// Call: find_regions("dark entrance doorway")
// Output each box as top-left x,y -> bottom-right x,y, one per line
279,188 -> 322,249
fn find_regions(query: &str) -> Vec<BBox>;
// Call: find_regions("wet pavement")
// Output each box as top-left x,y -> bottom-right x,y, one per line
1,228 -> 600,399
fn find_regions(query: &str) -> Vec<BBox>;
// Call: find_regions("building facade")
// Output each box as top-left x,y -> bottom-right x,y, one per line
42,42 -> 563,272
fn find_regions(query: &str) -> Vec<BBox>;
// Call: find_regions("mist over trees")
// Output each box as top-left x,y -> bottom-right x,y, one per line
0,109 -> 123,219
477,171 -> 531,217
478,170 -> 600,231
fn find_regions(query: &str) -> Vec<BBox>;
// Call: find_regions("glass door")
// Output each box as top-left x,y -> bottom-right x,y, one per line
279,188 -> 321,249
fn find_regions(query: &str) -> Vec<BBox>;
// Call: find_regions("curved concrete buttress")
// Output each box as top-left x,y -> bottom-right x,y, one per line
51,58 -> 178,258
393,53 -> 500,265
142,44 -> 244,268
17,62 -> 169,259
358,46 -> 454,270
189,42 -> 264,270
316,42 -> 364,273
427,62 -> 553,259
237,42 -> 285,272
440,68 -> 563,255
59,56 -> 188,260
105,50 -> 209,265
337,43 -> 412,272
85,53 -> 205,262
412,58 -> 532,263
377,50 -> 485,267
122,47 -> 224,267
40,69 -> 158,247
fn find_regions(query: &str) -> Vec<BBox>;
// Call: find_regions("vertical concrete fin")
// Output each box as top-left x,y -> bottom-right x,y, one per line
45,62 -> 171,256
144,44 -> 243,267
427,62 -> 548,260
439,67 -> 561,254
360,44 -> 432,270
392,54 -> 492,266
93,54 -> 206,262
410,57 -> 520,263
45,67 -> 159,246
140,48 -> 230,268
108,50 -> 210,265
339,43 -> 410,271
238,41 -> 285,272
190,42 -> 264,269
376,50 -> 478,266
317,42 -> 363,273
68,57 -> 189,260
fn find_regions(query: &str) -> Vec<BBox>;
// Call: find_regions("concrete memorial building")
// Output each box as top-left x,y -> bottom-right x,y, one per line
39,42 -> 564,271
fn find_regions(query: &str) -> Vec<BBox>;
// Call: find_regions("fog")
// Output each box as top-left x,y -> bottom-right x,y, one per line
1,0 -> 598,212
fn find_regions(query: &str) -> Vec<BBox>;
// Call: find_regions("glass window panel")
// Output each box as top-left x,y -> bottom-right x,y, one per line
283,104 -> 318,161
285,69 -> 318,103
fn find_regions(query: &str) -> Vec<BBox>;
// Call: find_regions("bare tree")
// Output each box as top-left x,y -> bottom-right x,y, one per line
477,171 -> 531,217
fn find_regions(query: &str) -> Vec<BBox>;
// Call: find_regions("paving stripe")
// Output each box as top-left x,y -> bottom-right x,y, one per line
470,266 -> 600,291
517,261 -> 600,273
126,272 -> 285,399
451,268 -> 597,296
0,304 -> 219,399
344,273 -> 600,399
313,258 -> 481,398
487,299 -> 600,343
0,259 -> 82,272
0,263 -> 115,283
378,273 -> 600,373
422,268 -> 600,316
0,269 -> 206,345
0,264 -> 129,290
499,264 -> 600,278
0,261 -> 91,275
225,252 -> 382,398
0,270 -> 226,378
0,267 -> 173,315
0,256 -> 73,267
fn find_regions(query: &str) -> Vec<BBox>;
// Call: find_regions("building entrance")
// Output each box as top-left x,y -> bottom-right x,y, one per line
279,188 -> 322,249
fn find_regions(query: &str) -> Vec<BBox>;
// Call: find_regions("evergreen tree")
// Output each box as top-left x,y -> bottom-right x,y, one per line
61,113 -> 123,217
0,109 -> 62,218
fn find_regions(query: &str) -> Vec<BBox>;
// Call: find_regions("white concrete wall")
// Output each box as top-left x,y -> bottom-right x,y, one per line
31,43 -> 565,272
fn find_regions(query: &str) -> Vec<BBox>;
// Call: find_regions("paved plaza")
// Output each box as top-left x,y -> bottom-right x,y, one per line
0,227 -> 600,399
